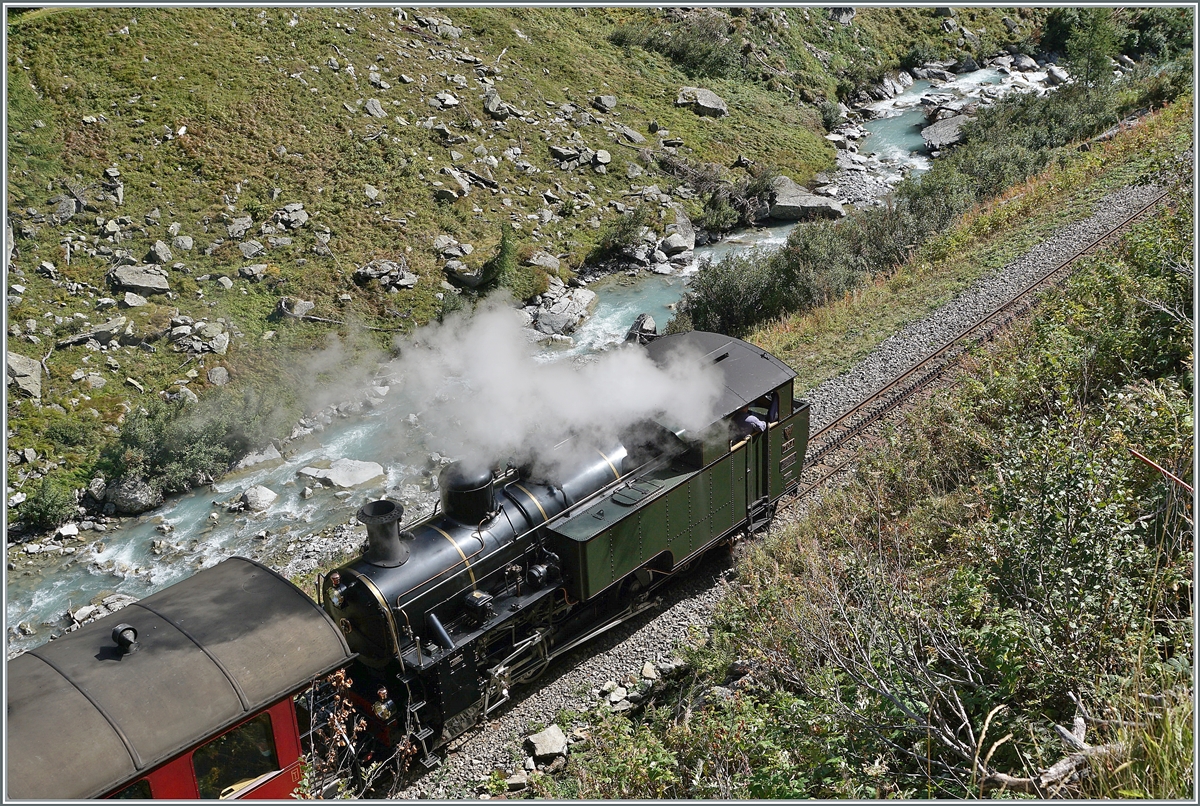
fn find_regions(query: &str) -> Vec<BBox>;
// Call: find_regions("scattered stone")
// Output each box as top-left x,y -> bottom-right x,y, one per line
55,316 -> 129,348
525,724 -> 568,761
108,264 -> 171,295
364,98 -> 387,118
6,352 -> 42,399
239,263 -> 268,282
591,94 -> 617,113
675,86 -> 729,117
207,366 -> 230,386
121,292 -> 148,308
147,240 -> 172,264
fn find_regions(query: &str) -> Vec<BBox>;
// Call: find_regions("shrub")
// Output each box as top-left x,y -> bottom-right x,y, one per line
590,204 -> 654,263
17,476 -> 78,529
817,99 -> 843,132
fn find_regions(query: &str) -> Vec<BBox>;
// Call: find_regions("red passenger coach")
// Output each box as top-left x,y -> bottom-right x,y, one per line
6,557 -> 354,799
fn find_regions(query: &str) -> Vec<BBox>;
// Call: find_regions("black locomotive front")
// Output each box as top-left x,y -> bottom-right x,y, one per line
320,441 -> 628,762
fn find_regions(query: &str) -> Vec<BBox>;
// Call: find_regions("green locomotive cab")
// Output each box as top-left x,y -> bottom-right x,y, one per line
547,331 -> 810,602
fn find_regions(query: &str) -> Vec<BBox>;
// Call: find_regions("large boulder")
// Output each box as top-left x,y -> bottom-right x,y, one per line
675,86 -> 729,117
108,264 -> 171,295
534,288 -> 597,335
921,114 -> 971,150
106,478 -> 163,515
240,485 -> 278,512
299,458 -> 384,488
1012,53 -> 1039,72
6,352 -> 42,399
1045,65 -> 1069,86
768,176 -> 846,220
235,444 -> 282,471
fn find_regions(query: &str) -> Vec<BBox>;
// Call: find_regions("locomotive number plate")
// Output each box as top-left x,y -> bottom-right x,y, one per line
782,438 -> 794,453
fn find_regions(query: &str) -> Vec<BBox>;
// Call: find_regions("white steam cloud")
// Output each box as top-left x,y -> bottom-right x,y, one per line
381,301 -> 725,475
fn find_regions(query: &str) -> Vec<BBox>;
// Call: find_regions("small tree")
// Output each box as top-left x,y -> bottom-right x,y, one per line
1066,7 -> 1118,91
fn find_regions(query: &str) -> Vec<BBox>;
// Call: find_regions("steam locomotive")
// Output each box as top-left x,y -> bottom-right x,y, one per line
5,331 -> 809,798
319,330 -> 810,767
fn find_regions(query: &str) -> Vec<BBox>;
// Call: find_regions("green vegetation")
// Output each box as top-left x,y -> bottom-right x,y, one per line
535,154 -> 1194,801
673,64 -> 1192,337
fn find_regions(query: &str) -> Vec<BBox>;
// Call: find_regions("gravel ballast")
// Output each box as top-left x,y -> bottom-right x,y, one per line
398,183 -> 1165,797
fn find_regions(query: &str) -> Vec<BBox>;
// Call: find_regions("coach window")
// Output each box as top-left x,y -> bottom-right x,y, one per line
193,712 -> 279,799
109,779 -> 152,799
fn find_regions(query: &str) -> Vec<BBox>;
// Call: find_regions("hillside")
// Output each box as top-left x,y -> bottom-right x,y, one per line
4,5 -> 1046,529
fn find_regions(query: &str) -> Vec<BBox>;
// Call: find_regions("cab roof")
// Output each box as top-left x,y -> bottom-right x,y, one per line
6,557 -> 352,800
643,331 -> 796,423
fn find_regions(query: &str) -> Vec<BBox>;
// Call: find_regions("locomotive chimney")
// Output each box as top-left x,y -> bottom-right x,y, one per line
357,499 -> 410,567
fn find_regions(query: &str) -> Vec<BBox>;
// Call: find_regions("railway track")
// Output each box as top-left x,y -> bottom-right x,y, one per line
796,188 -> 1170,497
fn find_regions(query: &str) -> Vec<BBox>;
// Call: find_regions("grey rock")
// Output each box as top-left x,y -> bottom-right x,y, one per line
207,366 -> 230,386
954,55 -> 980,74
828,8 -> 856,26
523,251 -> 561,273
769,176 -> 846,220
1046,65 -> 1069,86
241,485 -> 278,512
105,477 -> 163,515
921,114 -> 971,150
56,316 -> 129,348
147,240 -> 172,264
661,232 -> 691,256
364,98 -> 387,118
298,458 -> 384,488
216,276 -> 234,290
592,94 -> 617,112
6,352 -> 42,399
525,724 -> 567,761
1012,53 -> 1039,72
226,216 -> 253,239
278,297 -> 315,318
443,260 -> 485,288
675,86 -> 729,117
121,292 -> 148,308
593,149 -> 611,165
239,240 -> 265,259
171,235 -> 194,252
108,264 -> 171,295
617,124 -> 646,144
235,444 -> 282,471
240,263 -> 268,282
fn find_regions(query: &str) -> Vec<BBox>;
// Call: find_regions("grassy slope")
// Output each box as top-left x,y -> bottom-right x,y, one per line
5,6 -> 835,491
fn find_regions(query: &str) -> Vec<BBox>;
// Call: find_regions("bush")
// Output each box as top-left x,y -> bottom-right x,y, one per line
17,476 -> 78,529
610,12 -> 741,79
100,387 -> 292,494
589,204 -> 654,263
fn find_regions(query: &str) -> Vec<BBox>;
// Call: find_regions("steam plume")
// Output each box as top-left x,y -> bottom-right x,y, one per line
382,300 -> 724,474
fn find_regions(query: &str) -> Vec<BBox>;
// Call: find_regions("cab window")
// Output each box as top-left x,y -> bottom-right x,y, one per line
192,712 -> 279,799
109,779 -> 152,799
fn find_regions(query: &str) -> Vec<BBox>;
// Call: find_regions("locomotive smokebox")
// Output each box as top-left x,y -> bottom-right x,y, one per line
439,462 -> 496,525
357,499 -> 410,567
